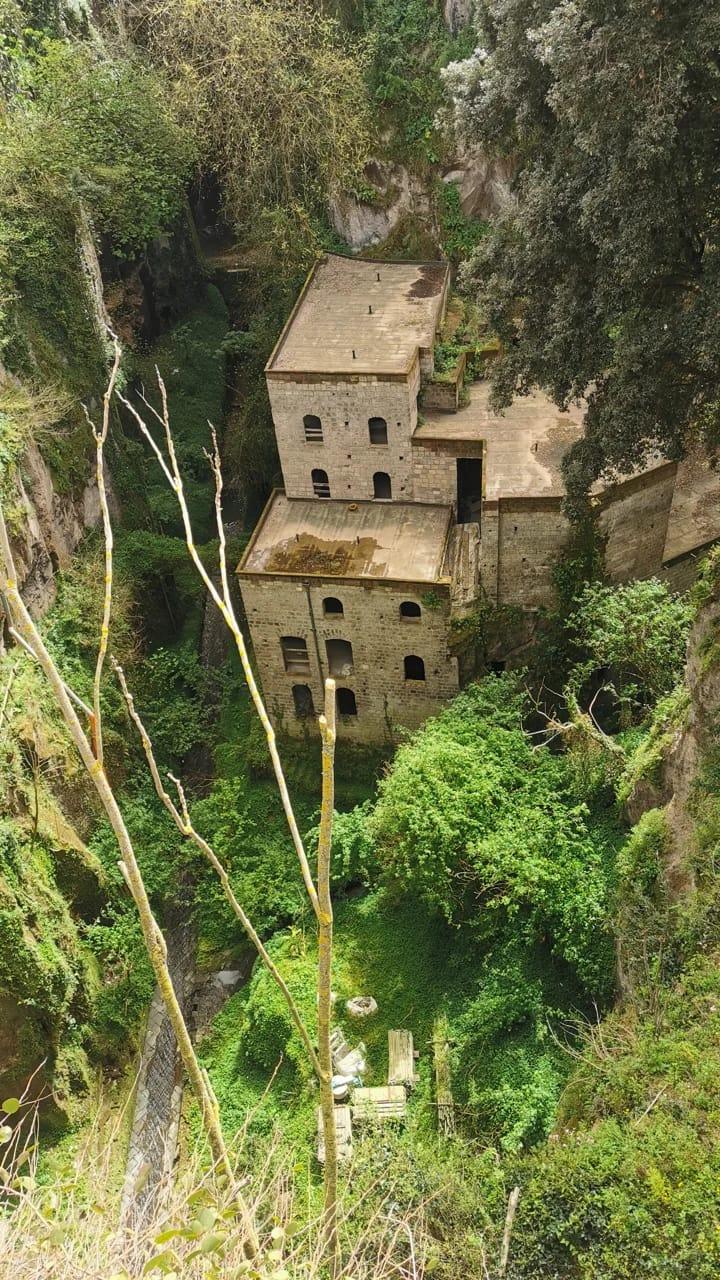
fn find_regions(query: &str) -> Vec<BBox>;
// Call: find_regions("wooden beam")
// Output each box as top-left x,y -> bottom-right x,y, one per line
432,1014 -> 455,1135
388,1029 -> 416,1088
352,1085 -> 407,1122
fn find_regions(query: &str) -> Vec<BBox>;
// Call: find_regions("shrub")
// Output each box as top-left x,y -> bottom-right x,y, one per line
370,676 -> 616,994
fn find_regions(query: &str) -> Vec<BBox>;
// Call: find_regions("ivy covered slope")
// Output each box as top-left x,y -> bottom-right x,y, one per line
500,552 -> 720,1278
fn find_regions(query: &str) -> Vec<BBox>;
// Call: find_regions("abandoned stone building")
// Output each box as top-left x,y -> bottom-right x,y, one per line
237,253 -> 720,742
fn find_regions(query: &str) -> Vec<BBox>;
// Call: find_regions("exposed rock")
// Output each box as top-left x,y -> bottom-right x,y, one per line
8,439 -> 115,616
102,212 -> 205,347
346,995 -> 378,1018
442,145 -> 515,220
444,0 -> 473,34
330,162 -> 435,251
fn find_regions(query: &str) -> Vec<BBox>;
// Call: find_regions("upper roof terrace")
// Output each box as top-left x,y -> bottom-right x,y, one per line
237,492 -> 453,585
266,254 -> 449,379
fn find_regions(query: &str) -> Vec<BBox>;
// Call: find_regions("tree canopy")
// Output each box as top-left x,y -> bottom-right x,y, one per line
446,0 -> 720,512
368,676 -> 616,994
129,0 -> 372,233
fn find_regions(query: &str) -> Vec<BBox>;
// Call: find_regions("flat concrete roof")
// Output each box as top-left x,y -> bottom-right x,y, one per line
238,492 -> 452,583
266,254 -> 449,377
415,382 -> 585,499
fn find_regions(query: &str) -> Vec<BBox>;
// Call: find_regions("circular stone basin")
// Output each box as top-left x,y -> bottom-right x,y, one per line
345,996 -> 378,1018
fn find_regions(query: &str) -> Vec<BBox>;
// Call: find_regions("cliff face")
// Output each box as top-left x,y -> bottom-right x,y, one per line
8,439 -> 103,616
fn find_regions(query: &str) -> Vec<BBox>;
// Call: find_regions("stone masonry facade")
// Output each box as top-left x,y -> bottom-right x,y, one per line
237,253 -> 720,743
240,574 -> 458,745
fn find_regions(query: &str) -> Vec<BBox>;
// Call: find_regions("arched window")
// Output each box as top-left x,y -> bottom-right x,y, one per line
323,597 -> 344,617
292,684 -> 315,718
303,414 -> 323,442
373,471 -> 392,500
400,601 -> 421,620
336,687 -> 358,717
281,636 -> 310,674
368,416 -> 388,445
404,655 -> 425,681
312,468 -> 330,498
326,638 -> 353,677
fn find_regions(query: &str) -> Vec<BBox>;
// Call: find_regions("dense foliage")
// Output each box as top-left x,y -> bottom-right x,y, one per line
369,676 -> 616,993
448,0 -> 720,511
130,0 -> 371,233
565,578 -> 693,715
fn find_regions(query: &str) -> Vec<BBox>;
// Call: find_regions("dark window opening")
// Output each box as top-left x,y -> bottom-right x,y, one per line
292,684 -> 315,718
400,601 -> 421,620
369,417 -> 388,445
336,687 -> 358,717
323,596 -> 343,617
489,660 -> 506,675
326,638 -> 353,677
281,635 -> 310,674
312,468 -> 331,499
456,458 -> 482,524
303,414 -> 323,443
404,654 -> 425,681
373,471 -> 392,500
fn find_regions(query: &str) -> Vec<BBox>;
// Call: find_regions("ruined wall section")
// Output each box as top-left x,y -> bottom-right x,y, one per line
238,574 -> 458,743
598,463 -> 678,583
267,360 -> 421,503
478,463 -> 683,612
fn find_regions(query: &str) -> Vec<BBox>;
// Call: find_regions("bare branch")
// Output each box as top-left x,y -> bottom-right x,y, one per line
0,450 -> 259,1260
117,376 -> 321,919
112,656 -> 323,1080
83,334 -> 122,765
6,625 -> 93,718
317,677 -> 339,1272
499,1186 -> 521,1276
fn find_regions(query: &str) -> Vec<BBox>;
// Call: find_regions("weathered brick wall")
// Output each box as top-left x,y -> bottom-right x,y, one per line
238,573 -> 459,743
267,361 -> 421,502
496,498 -> 571,608
411,438 -> 483,505
598,462 -> 678,582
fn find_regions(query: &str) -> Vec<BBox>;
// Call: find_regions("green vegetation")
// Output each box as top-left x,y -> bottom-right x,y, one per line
116,284 -> 230,540
0,28 -> 195,492
564,579 -> 694,715
454,0 -> 720,511
1,3 -> 720,1277
130,0 -> 371,234
359,0 -> 475,165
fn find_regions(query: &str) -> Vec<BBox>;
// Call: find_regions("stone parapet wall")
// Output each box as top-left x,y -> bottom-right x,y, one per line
598,462 -> 678,582
238,574 -> 458,744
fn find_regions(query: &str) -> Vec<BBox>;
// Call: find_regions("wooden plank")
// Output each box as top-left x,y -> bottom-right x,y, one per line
352,1085 -> 406,1122
317,1105 -> 352,1163
388,1029 -> 416,1088
432,1014 -> 455,1135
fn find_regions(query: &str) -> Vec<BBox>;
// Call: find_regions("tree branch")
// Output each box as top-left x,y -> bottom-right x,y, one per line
112,656 -> 323,1081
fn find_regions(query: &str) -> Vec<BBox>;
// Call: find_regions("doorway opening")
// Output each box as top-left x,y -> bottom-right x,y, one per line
456,458 -> 482,524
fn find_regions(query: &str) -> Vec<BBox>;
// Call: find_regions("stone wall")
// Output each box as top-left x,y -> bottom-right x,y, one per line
411,437 -> 483,506
598,462 -> 678,582
238,573 -> 458,744
267,361 -> 421,503
497,498 -> 572,608
479,463 -> 684,612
